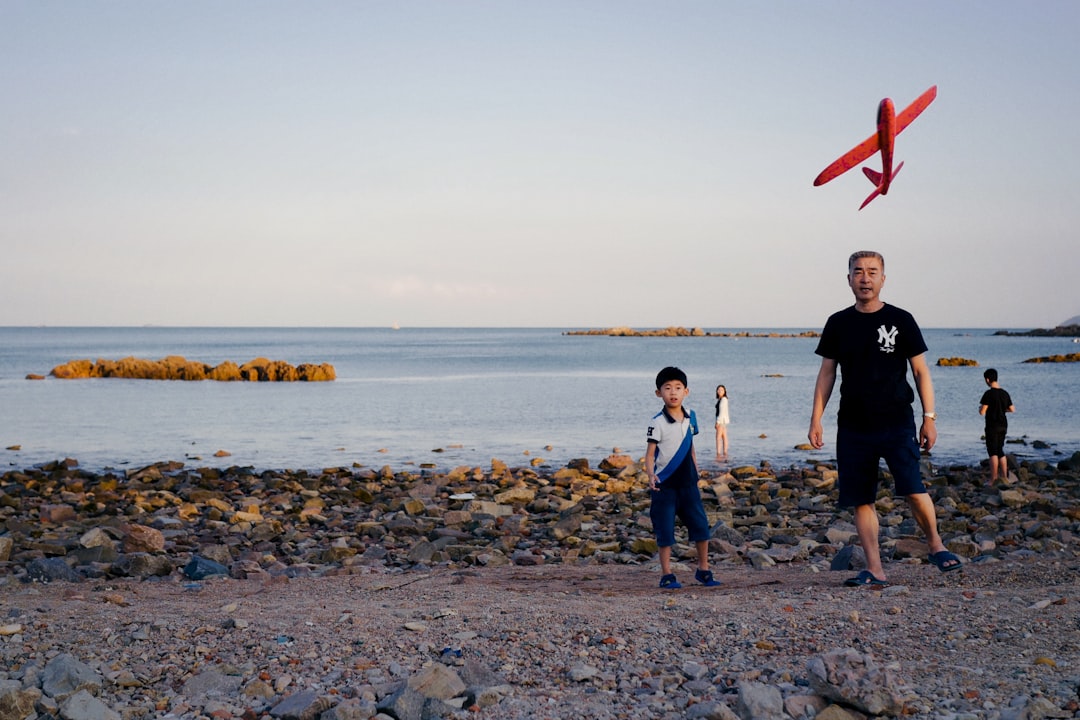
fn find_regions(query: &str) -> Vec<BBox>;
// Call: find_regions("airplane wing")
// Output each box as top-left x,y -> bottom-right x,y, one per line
895,85 -> 937,134
813,134 -> 880,186
813,85 -> 937,187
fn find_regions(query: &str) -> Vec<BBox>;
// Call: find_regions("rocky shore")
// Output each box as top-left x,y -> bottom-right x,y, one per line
1,453 -> 1078,719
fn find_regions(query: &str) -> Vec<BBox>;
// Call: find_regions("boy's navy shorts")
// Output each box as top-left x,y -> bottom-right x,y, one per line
836,424 -> 925,507
985,425 -> 1007,457
650,482 -> 711,547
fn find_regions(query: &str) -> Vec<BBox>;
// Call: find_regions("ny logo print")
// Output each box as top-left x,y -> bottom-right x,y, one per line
877,325 -> 898,353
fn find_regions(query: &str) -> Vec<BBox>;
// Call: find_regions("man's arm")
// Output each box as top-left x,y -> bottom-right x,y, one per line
808,357 -> 838,449
909,352 -> 937,450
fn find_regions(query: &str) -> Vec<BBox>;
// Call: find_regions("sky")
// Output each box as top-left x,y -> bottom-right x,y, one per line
2,2 -> 1078,329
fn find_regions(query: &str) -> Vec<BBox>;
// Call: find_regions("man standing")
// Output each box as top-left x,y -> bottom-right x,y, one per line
979,368 -> 1015,485
808,251 -> 961,585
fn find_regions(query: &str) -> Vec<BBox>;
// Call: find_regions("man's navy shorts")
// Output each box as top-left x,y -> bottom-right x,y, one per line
836,424 -> 926,507
650,482 -> 711,547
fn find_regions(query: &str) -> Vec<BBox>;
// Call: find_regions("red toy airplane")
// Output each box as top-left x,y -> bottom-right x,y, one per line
814,85 -> 937,210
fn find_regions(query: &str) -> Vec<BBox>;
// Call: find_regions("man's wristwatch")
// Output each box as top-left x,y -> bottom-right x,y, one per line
923,412 -> 937,421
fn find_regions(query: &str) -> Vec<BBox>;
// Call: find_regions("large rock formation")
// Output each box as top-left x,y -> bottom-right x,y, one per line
47,356 -> 335,381
564,326 -> 820,338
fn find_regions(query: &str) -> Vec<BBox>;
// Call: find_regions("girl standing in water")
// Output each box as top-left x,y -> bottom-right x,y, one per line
714,384 -> 730,461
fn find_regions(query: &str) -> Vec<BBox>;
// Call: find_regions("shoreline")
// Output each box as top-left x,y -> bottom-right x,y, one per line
3,452 -> 1080,719
6,435 -> 1079,481
2,452 -> 1078,718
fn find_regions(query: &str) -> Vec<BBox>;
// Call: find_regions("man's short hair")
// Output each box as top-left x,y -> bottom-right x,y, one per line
984,368 -> 998,382
656,366 -> 688,389
848,250 -> 885,273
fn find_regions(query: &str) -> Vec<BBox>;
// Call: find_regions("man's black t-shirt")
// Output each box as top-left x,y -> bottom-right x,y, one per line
815,303 -> 928,430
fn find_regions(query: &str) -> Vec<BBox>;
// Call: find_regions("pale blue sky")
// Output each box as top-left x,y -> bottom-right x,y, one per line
2,2 -> 1078,328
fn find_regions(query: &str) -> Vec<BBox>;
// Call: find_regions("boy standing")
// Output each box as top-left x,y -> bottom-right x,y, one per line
646,366 -> 721,589
979,368 -> 1015,485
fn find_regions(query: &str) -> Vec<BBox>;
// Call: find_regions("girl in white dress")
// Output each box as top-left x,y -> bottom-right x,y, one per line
714,384 -> 730,460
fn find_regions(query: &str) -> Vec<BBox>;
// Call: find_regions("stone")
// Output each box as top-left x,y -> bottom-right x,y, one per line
807,648 -> 903,716
113,553 -> 173,577
58,689 -> 121,720
267,689 -> 335,719
122,524 -> 165,553
736,680 -> 786,720
183,555 -> 230,580
42,654 -> 103,701
0,683 -> 42,720
25,557 -> 83,583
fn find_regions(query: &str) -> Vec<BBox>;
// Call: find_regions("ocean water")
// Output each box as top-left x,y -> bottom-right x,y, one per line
1,326 -> 1076,474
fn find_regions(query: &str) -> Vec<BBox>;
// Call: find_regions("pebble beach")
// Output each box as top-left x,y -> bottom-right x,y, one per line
1,451 -> 1078,720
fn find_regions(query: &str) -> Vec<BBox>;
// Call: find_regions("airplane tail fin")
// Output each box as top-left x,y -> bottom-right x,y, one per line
858,161 -> 904,210
858,188 -> 883,210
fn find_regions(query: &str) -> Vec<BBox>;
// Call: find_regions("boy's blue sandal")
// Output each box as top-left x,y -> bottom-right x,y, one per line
695,569 -> 722,587
844,570 -> 888,587
659,574 -> 682,589
928,551 -> 962,572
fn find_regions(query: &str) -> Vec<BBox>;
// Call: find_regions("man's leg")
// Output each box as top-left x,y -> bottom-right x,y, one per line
905,492 -> 951,557
659,545 -> 673,576
853,503 -> 885,579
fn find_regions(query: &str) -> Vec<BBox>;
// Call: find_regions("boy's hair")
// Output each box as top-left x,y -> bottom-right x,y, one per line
848,250 -> 885,273
984,368 -> 998,382
656,366 -> 688,389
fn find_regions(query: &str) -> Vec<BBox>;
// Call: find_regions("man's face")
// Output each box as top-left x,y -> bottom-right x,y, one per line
656,381 -> 689,409
848,256 -> 885,303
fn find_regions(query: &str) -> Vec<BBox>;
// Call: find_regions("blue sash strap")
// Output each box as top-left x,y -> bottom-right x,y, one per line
655,410 -> 698,483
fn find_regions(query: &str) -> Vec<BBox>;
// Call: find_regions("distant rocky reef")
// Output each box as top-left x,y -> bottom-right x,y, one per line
565,326 -> 820,338
46,356 -> 336,381
936,357 -> 978,367
1022,353 -> 1080,364
994,324 -> 1080,337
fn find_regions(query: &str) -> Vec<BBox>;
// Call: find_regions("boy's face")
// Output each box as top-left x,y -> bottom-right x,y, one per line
656,380 -> 689,409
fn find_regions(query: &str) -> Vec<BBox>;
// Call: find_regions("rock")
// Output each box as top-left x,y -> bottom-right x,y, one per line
0,683 -> 42,719
122,523 -> 165,553
58,689 -> 121,720
42,653 -> 103,701
567,663 -> 600,682
936,356 -> 978,366
183,555 -> 230,580
113,553 -> 173,578
807,648 -> 903,716
25,557 -> 83,583
49,356 -> 335,381
407,664 -> 466,700
267,689 -> 335,719
736,680 -> 786,720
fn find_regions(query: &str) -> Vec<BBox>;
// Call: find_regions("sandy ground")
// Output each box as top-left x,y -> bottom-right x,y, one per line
3,554 -> 1078,718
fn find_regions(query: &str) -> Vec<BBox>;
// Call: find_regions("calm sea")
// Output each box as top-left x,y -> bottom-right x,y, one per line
1,327 -> 1076,474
